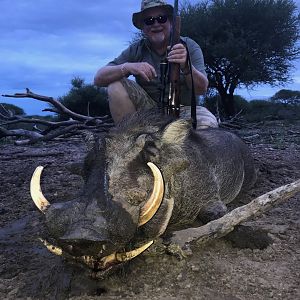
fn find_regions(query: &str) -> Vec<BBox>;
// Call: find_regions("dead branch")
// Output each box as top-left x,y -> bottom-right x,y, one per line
42,108 -> 60,114
12,123 -> 105,146
0,127 -> 43,140
1,89 -> 114,144
2,89 -> 111,125
0,116 -> 80,127
219,121 -> 242,129
229,109 -> 243,122
171,179 -> 300,248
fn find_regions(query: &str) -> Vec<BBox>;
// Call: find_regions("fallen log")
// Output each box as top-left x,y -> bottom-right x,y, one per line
172,179 -> 300,247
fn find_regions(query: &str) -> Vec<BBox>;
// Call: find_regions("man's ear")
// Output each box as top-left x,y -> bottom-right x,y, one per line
161,119 -> 192,145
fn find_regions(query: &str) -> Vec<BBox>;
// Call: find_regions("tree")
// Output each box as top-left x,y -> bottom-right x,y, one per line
181,0 -> 300,118
270,89 -> 300,105
0,103 -> 25,115
58,77 -> 110,120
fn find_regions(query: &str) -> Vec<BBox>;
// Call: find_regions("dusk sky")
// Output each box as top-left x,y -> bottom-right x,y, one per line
1,0 -> 300,115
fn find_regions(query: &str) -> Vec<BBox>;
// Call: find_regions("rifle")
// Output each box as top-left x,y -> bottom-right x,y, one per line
159,0 -> 197,129
159,0 -> 181,117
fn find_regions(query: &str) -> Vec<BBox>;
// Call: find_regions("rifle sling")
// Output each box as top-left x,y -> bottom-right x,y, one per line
181,39 -> 197,129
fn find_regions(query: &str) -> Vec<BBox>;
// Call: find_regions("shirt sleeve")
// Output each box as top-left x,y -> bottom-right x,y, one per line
107,41 -> 141,66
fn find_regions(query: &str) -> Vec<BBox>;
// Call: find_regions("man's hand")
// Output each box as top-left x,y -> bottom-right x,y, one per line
167,43 -> 188,70
126,62 -> 157,82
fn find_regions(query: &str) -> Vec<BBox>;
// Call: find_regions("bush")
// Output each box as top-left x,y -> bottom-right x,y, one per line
203,95 -> 300,122
270,89 -> 300,105
234,95 -> 250,114
203,94 -> 249,117
244,99 -> 300,122
0,103 -> 25,115
203,94 -> 220,115
57,77 -> 110,120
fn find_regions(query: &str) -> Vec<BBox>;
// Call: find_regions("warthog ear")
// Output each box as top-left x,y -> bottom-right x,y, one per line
161,119 -> 192,145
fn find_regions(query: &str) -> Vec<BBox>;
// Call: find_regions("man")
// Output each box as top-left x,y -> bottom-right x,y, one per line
94,0 -> 218,128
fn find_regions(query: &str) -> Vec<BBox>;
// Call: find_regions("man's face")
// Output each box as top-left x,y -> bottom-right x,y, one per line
141,7 -> 171,47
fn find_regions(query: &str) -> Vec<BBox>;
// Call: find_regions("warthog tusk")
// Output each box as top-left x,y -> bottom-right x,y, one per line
30,166 -> 50,213
138,162 -> 164,226
116,240 -> 154,262
39,238 -> 154,270
100,240 -> 154,268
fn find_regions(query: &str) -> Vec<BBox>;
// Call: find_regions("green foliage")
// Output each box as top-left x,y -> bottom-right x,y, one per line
249,99 -> 272,109
233,95 -> 250,113
204,94 -> 249,116
0,103 -> 25,115
204,93 -> 300,122
244,100 -> 278,121
57,77 -> 110,120
71,77 -> 85,89
182,0 -> 300,86
181,0 -> 300,117
270,89 -> 300,105
243,99 -> 300,121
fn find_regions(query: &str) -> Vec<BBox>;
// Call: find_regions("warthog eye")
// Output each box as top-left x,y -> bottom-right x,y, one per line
142,141 -> 159,161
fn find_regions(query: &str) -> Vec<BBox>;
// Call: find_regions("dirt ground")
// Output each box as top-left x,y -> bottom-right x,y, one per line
0,120 -> 299,300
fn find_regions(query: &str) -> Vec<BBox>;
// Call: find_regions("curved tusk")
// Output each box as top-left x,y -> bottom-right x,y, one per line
30,166 -> 50,213
101,240 -> 154,268
138,162 -> 164,226
115,240 -> 154,262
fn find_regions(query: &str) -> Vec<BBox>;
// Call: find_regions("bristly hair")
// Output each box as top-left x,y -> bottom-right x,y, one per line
111,109 -> 176,135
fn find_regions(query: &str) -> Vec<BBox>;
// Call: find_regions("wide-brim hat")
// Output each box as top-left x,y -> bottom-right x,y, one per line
132,0 -> 173,30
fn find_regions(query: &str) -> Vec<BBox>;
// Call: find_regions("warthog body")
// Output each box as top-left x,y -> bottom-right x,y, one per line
34,110 -> 256,272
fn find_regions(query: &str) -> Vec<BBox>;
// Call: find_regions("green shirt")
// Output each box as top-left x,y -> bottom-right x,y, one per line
107,37 -> 207,106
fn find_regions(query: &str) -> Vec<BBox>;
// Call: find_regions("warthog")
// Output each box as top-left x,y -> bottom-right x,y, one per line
31,110 -> 257,275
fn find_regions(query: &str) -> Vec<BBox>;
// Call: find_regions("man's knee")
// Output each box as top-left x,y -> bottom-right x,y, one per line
107,81 -> 136,123
196,106 -> 219,129
107,81 -> 127,100
181,106 -> 219,129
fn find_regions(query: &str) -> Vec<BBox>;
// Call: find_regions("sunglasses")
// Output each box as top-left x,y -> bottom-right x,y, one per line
143,15 -> 169,26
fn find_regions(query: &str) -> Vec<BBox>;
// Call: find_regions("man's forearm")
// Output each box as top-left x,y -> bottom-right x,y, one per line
183,66 -> 208,95
94,65 -> 126,87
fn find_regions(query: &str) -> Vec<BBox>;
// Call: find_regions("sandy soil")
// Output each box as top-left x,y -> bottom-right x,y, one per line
0,120 -> 299,300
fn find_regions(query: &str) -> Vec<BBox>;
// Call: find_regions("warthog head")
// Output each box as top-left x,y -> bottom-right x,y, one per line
30,112 -> 186,274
